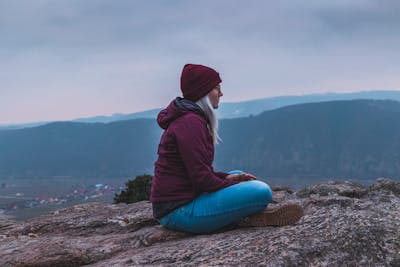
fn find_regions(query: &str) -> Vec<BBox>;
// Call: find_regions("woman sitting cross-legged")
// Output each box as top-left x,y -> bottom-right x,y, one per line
150,63 -> 303,234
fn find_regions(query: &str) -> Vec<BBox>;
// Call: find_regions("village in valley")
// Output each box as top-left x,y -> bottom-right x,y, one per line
0,181 -> 124,216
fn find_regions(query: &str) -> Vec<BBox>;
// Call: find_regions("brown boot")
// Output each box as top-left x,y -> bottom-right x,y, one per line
247,203 -> 304,227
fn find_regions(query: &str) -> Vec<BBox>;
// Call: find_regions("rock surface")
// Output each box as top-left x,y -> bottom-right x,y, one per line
1,178 -> 400,266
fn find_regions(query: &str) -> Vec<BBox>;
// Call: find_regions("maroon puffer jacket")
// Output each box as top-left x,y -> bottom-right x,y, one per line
150,98 -> 238,203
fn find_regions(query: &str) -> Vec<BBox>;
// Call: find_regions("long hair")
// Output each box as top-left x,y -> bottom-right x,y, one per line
196,95 -> 221,145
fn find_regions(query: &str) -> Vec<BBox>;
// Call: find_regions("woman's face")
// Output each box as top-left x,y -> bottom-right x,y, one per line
208,84 -> 223,109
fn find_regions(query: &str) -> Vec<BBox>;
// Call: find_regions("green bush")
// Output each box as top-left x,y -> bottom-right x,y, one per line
114,174 -> 153,204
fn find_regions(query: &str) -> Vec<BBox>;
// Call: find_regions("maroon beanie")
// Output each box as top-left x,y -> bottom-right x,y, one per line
180,64 -> 222,102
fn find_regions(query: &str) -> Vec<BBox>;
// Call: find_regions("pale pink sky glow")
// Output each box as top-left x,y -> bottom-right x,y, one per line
1,0 -> 400,124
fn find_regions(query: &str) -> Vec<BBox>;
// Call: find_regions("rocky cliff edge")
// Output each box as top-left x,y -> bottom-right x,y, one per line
1,178 -> 400,266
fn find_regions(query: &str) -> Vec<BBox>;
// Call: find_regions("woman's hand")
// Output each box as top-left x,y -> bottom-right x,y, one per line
225,173 -> 257,182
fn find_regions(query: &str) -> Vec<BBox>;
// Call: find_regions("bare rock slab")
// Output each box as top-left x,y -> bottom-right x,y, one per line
1,178 -> 400,266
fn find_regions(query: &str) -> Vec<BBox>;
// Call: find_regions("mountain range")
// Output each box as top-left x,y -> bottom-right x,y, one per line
217,99 -> 400,181
1,99 -> 400,183
2,90 -> 400,130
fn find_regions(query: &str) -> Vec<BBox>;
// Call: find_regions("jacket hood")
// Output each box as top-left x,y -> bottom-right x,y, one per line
157,97 -> 206,130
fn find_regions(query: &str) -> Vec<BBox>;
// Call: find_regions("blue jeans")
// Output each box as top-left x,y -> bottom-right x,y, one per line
159,170 -> 273,233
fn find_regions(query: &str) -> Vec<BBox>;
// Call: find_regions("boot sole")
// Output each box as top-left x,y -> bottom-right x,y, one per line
249,203 -> 304,227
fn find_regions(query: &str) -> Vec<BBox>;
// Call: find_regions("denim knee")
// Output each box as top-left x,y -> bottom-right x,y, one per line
246,180 -> 273,204
227,171 -> 273,205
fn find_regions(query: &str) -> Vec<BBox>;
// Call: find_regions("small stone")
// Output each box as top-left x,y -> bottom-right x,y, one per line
27,233 -> 38,238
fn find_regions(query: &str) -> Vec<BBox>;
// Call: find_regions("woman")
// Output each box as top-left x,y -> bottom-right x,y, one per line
150,64 -> 303,233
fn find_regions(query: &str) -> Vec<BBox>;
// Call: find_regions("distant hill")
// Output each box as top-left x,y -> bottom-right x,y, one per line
216,99 -> 400,180
72,109 -> 162,123
1,99 -> 400,181
2,90 -> 400,130
218,90 -> 400,119
0,119 -> 160,179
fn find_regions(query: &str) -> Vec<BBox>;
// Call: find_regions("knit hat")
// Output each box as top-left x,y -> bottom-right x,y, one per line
180,64 -> 222,102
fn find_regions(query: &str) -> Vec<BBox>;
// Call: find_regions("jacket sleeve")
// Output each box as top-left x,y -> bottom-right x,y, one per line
214,171 -> 229,179
175,115 -> 238,193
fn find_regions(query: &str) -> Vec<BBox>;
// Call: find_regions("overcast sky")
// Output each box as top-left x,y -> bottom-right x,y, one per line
1,0 -> 400,124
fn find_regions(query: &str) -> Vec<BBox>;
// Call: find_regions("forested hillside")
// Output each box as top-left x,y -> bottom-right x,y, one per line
1,100 -> 400,181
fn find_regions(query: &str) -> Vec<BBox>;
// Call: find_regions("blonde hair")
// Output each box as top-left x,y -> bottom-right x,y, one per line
196,95 -> 222,145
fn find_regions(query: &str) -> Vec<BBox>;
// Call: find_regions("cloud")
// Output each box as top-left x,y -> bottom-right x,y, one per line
0,0 -> 400,123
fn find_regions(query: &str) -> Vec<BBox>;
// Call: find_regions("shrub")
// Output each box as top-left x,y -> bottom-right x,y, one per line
114,174 -> 153,204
